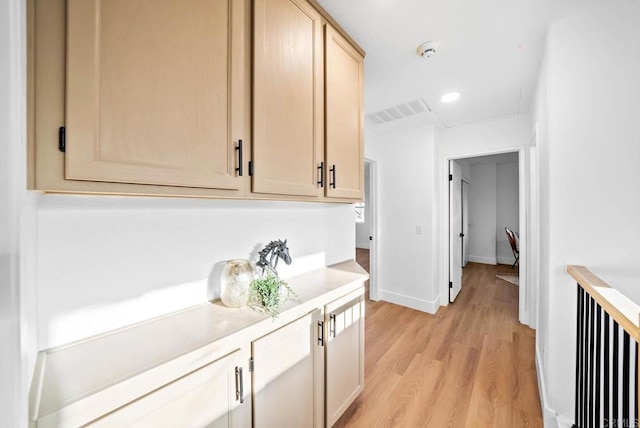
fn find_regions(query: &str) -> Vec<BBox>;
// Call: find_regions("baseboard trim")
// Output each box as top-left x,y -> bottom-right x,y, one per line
468,255 -> 497,265
556,414 -> 574,428
379,290 -> 439,314
497,256 -> 517,265
536,346 -> 559,428
355,242 -> 370,250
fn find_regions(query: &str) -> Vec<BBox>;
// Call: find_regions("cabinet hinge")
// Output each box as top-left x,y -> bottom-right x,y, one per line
249,357 -> 254,372
449,281 -> 453,289
58,126 -> 66,152
448,174 -> 453,181
248,161 -> 254,176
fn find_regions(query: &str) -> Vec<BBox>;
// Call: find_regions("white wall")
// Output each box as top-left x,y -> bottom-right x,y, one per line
365,125 -> 439,312
37,196 -> 355,349
0,0 -> 21,421
496,161 -> 520,264
468,163 -> 497,264
355,162 -> 371,248
534,0 -> 640,423
467,160 -> 519,265
1,0 -> 38,426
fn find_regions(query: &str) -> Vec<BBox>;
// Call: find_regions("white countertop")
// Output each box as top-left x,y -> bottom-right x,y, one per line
30,260 -> 368,424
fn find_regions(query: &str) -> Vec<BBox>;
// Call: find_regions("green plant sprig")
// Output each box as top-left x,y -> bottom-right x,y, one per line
249,273 -> 300,318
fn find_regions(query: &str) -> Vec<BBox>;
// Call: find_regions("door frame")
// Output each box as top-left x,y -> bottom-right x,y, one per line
365,158 -> 380,301
441,146 -> 532,326
448,160 -> 463,302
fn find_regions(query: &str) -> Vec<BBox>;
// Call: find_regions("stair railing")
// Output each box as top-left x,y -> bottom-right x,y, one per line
568,265 -> 639,428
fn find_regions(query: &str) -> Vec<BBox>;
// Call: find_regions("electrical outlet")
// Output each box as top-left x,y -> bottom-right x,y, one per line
416,225 -> 423,235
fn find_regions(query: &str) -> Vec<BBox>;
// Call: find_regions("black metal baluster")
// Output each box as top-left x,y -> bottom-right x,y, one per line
584,292 -> 591,427
576,284 -> 584,428
623,332 -> 630,426
589,296 -> 596,428
630,340 -> 640,427
595,304 -> 602,426
635,342 -> 638,427
604,312 -> 610,426
613,321 -> 620,426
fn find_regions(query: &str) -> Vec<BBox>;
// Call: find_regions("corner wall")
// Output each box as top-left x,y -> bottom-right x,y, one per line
468,162 -> 498,264
534,0 -> 640,422
1,0 -> 38,426
365,125 -> 439,312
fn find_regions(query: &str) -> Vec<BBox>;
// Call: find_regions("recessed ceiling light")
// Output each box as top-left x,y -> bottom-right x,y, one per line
441,92 -> 461,103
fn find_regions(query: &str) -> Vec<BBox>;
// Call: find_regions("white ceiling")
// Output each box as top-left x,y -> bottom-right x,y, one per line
317,0 -> 602,129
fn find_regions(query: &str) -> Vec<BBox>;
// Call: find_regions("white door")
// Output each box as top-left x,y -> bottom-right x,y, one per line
462,180 -> 470,267
449,160 -> 463,302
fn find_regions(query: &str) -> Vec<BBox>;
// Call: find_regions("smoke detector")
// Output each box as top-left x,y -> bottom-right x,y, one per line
417,41 -> 440,59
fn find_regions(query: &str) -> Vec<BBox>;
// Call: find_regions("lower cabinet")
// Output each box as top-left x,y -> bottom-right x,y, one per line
325,289 -> 366,427
30,273 -> 367,428
251,309 -> 325,427
89,348 -> 251,427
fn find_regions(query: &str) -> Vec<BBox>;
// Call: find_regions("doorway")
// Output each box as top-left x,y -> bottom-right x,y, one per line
445,148 -> 531,326
355,159 -> 378,301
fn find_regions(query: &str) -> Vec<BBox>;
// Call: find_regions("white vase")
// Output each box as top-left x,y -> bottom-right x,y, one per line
220,259 -> 254,308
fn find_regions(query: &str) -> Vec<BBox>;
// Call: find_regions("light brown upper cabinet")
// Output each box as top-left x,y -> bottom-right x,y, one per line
28,0 -> 365,201
324,25 -> 365,200
29,0 -> 249,197
66,0 -> 245,189
252,0 -> 324,198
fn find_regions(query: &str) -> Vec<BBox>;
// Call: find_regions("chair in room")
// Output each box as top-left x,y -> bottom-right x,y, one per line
505,227 -> 519,269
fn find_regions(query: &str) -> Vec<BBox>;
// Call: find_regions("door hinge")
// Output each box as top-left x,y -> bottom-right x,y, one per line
58,126 -> 66,152
248,357 -> 254,372
448,174 -> 453,181
449,281 -> 453,289
369,236 -> 373,241
248,160 -> 254,176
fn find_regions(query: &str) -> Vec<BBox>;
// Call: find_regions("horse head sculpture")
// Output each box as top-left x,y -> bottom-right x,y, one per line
256,239 -> 292,277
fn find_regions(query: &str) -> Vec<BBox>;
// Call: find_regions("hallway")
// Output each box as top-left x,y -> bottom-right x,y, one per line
336,253 -> 542,427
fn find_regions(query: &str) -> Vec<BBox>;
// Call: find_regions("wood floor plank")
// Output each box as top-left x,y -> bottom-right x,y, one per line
337,255 -> 542,427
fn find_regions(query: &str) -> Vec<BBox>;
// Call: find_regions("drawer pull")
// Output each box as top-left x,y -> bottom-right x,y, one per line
235,366 -> 244,403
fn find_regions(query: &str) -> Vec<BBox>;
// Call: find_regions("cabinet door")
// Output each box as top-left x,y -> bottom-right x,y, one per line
325,288 -> 365,426
89,348 -> 250,427
324,25 -> 364,200
65,0 -> 245,190
252,0 -> 324,197
252,310 -> 324,427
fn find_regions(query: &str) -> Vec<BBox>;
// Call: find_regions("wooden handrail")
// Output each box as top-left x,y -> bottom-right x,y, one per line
567,265 -> 640,343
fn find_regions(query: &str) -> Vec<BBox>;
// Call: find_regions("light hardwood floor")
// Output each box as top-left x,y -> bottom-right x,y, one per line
337,250 -> 542,427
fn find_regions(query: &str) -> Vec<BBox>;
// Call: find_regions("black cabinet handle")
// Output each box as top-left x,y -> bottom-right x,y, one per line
235,366 -> 244,403
235,140 -> 243,177
330,313 -> 337,337
317,162 -> 324,188
329,164 -> 336,189
318,320 -> 325,346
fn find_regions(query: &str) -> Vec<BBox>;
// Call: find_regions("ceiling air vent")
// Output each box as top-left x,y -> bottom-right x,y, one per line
365,98 -> 431,126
